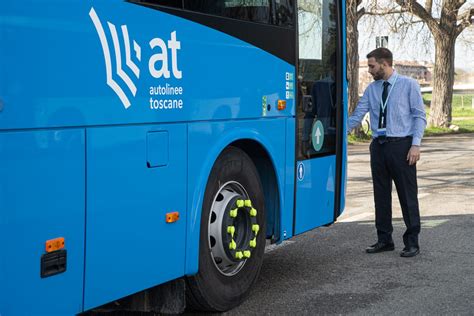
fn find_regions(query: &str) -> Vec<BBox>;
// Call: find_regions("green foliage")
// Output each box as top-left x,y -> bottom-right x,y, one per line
348,131 -> 372,144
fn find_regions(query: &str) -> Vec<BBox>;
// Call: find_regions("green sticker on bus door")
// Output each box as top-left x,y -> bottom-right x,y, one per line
262,96 -> 267,116
311,120 -> 324,152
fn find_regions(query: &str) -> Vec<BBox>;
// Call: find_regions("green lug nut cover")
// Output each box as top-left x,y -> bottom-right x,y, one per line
230,208 -> 238,218
227,225 -> 235,237
252,224 -> 260,235
236,200 -> 244,207
244,199 -> 252,207
250,238 -> 257,248
243,250 -> 251,258
229,239 -> 236,250
250,208 -> 257,217
235,251 -> 243,259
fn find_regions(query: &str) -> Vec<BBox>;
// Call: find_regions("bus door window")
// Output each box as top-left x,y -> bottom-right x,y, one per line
297,0 -> 338,160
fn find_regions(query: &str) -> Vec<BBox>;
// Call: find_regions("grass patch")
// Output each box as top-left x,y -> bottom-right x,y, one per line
423,118 -> 474,136
425,126 -> 474,136
424,126 -> 452,136
424,93 -> 474,135
423,94 -> 474,117
453,119 -> 474,130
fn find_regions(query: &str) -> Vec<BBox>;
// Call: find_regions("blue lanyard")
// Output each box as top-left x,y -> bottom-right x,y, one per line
379,74 -> 398,128
380,74 -> 399,113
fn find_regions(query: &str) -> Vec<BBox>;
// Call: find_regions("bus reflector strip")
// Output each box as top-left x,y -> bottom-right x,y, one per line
278,100 -> 286,110
45,237 -> 65,253
166,212 -> 180,223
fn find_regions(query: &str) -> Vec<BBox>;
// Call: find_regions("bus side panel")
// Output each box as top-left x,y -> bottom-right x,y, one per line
185,118 -> 289,275
84,124 -> 186,310
0,1 -> 294,131
0,130 -> 85,315
283,118 -> 296,240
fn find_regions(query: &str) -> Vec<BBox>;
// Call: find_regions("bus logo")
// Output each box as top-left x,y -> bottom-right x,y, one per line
89,7 -> 141,109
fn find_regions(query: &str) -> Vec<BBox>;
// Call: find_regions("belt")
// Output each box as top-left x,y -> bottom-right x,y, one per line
376,136 -> 412,144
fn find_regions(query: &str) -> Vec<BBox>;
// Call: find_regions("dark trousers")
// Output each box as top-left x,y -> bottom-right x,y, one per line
370,137 -> 421,248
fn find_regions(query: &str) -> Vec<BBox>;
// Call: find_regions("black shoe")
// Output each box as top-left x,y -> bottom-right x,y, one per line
366,242 -> 395,254
400,247 -> 419,257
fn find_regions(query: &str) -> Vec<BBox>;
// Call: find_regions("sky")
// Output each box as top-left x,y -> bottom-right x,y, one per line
358,1 -> 474,72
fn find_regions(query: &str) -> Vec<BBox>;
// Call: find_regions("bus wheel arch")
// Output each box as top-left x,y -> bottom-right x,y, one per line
231,139 -> 281,242
186,145 -> 267,312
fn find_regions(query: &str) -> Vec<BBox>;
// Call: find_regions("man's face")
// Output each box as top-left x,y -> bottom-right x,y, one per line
368,57 -> 385,81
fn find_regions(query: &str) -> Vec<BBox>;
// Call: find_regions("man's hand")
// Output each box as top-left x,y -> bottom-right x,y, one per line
407,145 -> 421,165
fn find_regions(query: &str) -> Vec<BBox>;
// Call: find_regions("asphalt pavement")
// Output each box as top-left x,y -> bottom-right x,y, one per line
222,133 -> 474,315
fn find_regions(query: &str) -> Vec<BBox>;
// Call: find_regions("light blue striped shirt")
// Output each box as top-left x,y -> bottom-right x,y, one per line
348,71 -> 427,146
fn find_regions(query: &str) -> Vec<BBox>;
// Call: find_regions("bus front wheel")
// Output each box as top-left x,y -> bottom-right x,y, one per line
186,146 -> 266,312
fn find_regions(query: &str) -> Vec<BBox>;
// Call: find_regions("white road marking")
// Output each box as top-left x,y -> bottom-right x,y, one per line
358,219 -> 449,228
338,212 -> 373,223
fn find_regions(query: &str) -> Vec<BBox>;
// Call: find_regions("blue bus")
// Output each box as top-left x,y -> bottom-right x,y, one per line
0,0 -> 347,314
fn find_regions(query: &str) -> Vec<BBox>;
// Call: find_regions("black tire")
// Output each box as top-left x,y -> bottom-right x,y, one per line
186,146 -> 266,312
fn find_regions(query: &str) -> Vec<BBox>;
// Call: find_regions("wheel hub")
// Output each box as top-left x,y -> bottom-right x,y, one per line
208,181 -> 259,276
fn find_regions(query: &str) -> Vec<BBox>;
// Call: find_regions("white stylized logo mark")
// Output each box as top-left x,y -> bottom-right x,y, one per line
89,7 -> 141,109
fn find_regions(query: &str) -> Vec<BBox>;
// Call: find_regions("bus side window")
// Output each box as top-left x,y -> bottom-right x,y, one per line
137,0 -> 184,9
183,0 -> 225,16
183,0 -> 272,25
223,4 -> 270,24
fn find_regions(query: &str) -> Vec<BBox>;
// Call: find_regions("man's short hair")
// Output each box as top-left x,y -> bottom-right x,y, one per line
367,48 -> 393,67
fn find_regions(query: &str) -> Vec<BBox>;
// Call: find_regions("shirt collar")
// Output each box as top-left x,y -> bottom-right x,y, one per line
386,70 -> 398,85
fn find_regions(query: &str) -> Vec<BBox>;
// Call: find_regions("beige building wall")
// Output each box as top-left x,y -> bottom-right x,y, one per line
358,60 -> 433,95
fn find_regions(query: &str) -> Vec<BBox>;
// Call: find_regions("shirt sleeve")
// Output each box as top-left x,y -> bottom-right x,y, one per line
409,80 -> 427,146
347,88 -> 370,133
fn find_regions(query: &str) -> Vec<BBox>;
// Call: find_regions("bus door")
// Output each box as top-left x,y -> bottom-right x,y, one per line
294,0 -> 343,234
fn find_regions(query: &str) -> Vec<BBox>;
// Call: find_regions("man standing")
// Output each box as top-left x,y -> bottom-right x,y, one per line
348,48 -> 426,257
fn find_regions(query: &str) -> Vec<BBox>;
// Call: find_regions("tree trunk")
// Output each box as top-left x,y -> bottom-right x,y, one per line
346,0 -> 367,136
429,33 -> 456,127
346,0 -> 360,115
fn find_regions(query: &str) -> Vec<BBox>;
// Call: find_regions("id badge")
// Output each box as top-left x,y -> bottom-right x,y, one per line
377,128 -> 387,137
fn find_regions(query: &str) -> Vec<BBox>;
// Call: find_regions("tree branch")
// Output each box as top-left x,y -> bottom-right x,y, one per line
363,9 -> 408,16
425,0 -> 433,15
395,0 -> 440,34
357,8 -> 366,21
456,7 -> 474,36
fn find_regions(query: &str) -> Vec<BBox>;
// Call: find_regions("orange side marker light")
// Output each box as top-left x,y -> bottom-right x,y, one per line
166,212 -> 180,223
278,100 -> 287,110
45,237 -> 65,253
